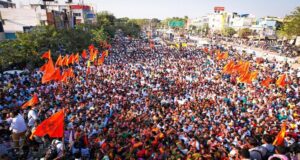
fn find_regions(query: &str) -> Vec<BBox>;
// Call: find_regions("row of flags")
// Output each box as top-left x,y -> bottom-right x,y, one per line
222,59 -> 287,87
23,43 -> 110,139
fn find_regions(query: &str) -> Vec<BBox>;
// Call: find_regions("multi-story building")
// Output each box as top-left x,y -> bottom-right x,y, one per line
0,8 -> 40,40
70,4 -> 96,24
251,17 -> 282,38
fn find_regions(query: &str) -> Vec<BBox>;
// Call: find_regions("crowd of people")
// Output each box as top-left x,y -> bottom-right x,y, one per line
0,33 -> 300,160
213,36 -> 299,58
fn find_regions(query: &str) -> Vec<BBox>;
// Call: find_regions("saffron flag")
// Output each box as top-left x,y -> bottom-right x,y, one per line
276,74 -> 286,88
261,77 -> 272,88
55,55 -> 62,67
223,60 -> 235,74
273,123 -> 286,146
21,94 -> 39,109
41,50 -> 51,60
74,53 -> 79,63
52,68 -> 61,81
61,55 -> 69,66
31,109 -> 64,138
216,52 -> 228,61
41,57 -> 55,84
82,50 -> 87,59
88,44 -> 95,54
39,63 -> 47,72
68,53 -> 75,65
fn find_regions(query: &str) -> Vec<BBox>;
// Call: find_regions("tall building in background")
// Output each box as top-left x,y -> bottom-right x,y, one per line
0,0 -> 96,41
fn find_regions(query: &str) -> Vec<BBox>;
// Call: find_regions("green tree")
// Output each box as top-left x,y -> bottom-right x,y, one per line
279,6 -> 300,38
222,27 -> 236,37
238,28 -> 252,38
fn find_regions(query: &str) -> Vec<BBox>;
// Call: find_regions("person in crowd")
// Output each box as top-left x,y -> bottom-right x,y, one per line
0,33 -> 299,159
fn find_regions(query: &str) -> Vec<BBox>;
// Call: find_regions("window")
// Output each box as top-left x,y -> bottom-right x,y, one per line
73,13 -> 81,17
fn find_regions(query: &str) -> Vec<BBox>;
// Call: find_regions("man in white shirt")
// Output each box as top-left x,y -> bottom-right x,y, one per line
27,107 -> 38,128
9,110 -> 27,149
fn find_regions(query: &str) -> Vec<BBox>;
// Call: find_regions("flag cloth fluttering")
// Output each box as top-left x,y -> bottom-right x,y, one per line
21,94 -> 39,109
276,74 -> 286,88
41,57 -> 55,84
273,123 -> 286,146
55,55 -> 63,67
261,77 -> 272,88
61,55 -> 69,66
82,49 -> 87,59
31,109 -> 64,138
223,60 -> 235,74
41,50 -> 51,60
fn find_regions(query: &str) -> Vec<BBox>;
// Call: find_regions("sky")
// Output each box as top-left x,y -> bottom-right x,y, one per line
14,0 -> 300,19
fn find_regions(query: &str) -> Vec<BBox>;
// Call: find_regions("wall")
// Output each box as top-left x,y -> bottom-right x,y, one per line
0,8 -> 40,33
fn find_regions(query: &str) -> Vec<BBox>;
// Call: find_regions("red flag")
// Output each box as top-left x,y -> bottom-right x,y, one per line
261,77 -> 272,88
21,94 -> 39,109
276,74 -> 286,88
82,50 -> 87,59
31,109 -> 64,138
55,55 -> 63,67
41,50 -> 51,60
273,123 -> 286,146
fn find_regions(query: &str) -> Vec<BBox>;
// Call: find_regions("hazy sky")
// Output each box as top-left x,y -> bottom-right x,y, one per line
14,0 -> 300,19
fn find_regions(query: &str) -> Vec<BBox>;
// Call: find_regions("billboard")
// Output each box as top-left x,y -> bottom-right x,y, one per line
168,20 -> 185,27
214,6 -> 225,12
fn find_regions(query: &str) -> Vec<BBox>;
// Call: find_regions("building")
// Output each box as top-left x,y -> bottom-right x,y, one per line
250,17 -> 283,38
0,0 -> 16,8
228,13 -> 256,30
0,8 -> 40,40
70,4 -> 96,24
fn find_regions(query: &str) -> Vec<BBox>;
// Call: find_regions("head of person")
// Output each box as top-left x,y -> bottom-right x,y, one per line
238,148 -> 250,159
262,134 -> 273,144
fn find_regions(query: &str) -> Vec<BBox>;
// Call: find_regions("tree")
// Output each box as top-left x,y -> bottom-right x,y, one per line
222,27 -> 236,37
238,28 -> 252,38
279,6 -> 300,38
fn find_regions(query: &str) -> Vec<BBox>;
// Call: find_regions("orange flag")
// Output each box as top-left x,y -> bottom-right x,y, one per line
52,68 -> 61,81
60,71 -> 69,83
82,50 -> 87,59
276,74 -> 286,88
39,63 -> 47,72
237,61 -> 250,75
41,50 -> 51,60
216,52 -> 228,61
89,50 -> 97,62
42,57 -> 55,84
68,68 -> 75,78
74,53 -> 79,63
223,60 -> 234,74
55,55 -> 63,67
261,77 -> 272,88
88,44 -> 95,53
31,109 -> 64,138
273,123 -> 286,146
68,53 -> 75,65
61,55 -> 69,66
21,94 -> 39,109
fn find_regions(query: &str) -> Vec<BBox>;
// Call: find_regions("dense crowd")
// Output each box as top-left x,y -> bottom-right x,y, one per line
213,36 -> 299,58
0,34 -> 300,160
